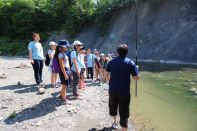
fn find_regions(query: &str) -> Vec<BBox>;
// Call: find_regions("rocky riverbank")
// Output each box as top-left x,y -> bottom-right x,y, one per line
0,57 -> 135,131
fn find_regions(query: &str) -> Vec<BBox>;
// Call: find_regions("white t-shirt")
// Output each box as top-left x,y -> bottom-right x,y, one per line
58,53 -> 70,68
78,53 -> 86,68
48,49 -> 55,66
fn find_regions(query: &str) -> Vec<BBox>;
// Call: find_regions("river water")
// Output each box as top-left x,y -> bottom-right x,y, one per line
131,62 -> 197,131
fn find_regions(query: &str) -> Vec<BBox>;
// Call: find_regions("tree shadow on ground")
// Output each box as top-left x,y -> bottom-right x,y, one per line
0,84 -> 51,94
89,126 -> 115,131
4,96 -> 63,124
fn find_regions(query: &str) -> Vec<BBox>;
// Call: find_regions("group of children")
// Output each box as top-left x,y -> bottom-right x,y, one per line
29,33 -> 112,103
45,40 -> 113,104
28,33 -> 139,131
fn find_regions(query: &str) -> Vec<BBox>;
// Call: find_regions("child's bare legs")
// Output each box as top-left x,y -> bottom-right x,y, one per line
60,84 -> 66,100
54,73 -> 58,85
99,68 -> 105,84
79,79 -> 83,89
122,127 -> 127,131
51,73 -> 58,86
113,116 -> 118,124
95,67 -> 99,80
104,71 -> 109,83
81,74 -> 85,88
51,73 -> 54,85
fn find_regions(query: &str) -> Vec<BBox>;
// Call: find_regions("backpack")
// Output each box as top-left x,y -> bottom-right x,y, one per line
45,53 -> 50,66
66,50 -> 72,68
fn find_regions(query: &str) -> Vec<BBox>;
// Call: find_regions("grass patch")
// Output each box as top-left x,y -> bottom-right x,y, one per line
8,111 -> 17,119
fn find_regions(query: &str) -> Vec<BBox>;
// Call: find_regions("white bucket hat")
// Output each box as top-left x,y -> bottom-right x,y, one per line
49,41 -> 57,46
72,40 -> 83,46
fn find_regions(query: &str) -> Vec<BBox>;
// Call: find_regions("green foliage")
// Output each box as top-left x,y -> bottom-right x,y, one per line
0,0 -> 161,55
0,0 -> 95,55
0,0 -> 95,39
0,38 -> 27,56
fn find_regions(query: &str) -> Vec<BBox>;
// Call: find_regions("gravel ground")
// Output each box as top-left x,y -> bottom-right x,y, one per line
0,57 -> 135,131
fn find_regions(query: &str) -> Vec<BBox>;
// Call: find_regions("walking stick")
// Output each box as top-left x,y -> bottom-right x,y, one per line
135,0 -> 138,97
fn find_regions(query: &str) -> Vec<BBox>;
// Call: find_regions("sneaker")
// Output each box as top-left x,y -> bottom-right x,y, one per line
55,85 -> 60,88
112,122 -> 118,129
38,82 -> 45,87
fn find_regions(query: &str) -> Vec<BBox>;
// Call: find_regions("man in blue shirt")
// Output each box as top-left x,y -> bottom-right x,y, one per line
28,33 -> 44,85
106,44 -> 139,131
86,48 -> 94,80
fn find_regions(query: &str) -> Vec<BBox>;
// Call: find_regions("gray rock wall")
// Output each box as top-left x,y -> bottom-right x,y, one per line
77,0 -> 197,63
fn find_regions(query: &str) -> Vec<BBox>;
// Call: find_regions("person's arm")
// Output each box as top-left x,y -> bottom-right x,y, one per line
130,61 -> 140,81
133,76 -> 139,81
71,51 -> 80,77
106,72 -> 110,81
73,57 -> 80,77
28,44 -> 34,64
106,61 -> 111,80
59,56 -> 68,80
48,50 -> 53,59
92,54 -> 95,68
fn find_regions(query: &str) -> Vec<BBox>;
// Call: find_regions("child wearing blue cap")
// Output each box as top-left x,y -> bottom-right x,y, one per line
53,40 -> 71,104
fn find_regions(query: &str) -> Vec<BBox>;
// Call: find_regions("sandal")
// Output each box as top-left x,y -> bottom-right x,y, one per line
74,96 -> 82,100
63,99 -> 72,105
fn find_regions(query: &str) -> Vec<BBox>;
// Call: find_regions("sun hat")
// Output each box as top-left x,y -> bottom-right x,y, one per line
58,40 -> 70,48
94,49 -> 98,52
100,53 -> 105,56
72,40 -> 83,46
49,41 -> 57,46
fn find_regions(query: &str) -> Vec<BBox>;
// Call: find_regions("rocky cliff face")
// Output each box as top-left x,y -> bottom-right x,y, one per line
77,0 -> 197,63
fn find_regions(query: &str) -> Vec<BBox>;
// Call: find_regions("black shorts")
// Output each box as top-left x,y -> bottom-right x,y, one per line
109,93 -> 131,128
59,67 -> 70,86
80,68 -> 85,79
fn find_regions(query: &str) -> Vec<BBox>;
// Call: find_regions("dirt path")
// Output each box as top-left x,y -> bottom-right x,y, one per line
0,57 -> 135,131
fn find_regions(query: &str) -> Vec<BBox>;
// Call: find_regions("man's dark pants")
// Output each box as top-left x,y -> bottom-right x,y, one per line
109,93 -> 131,128
87,67 -> 93,80
31,59 -> 43,85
